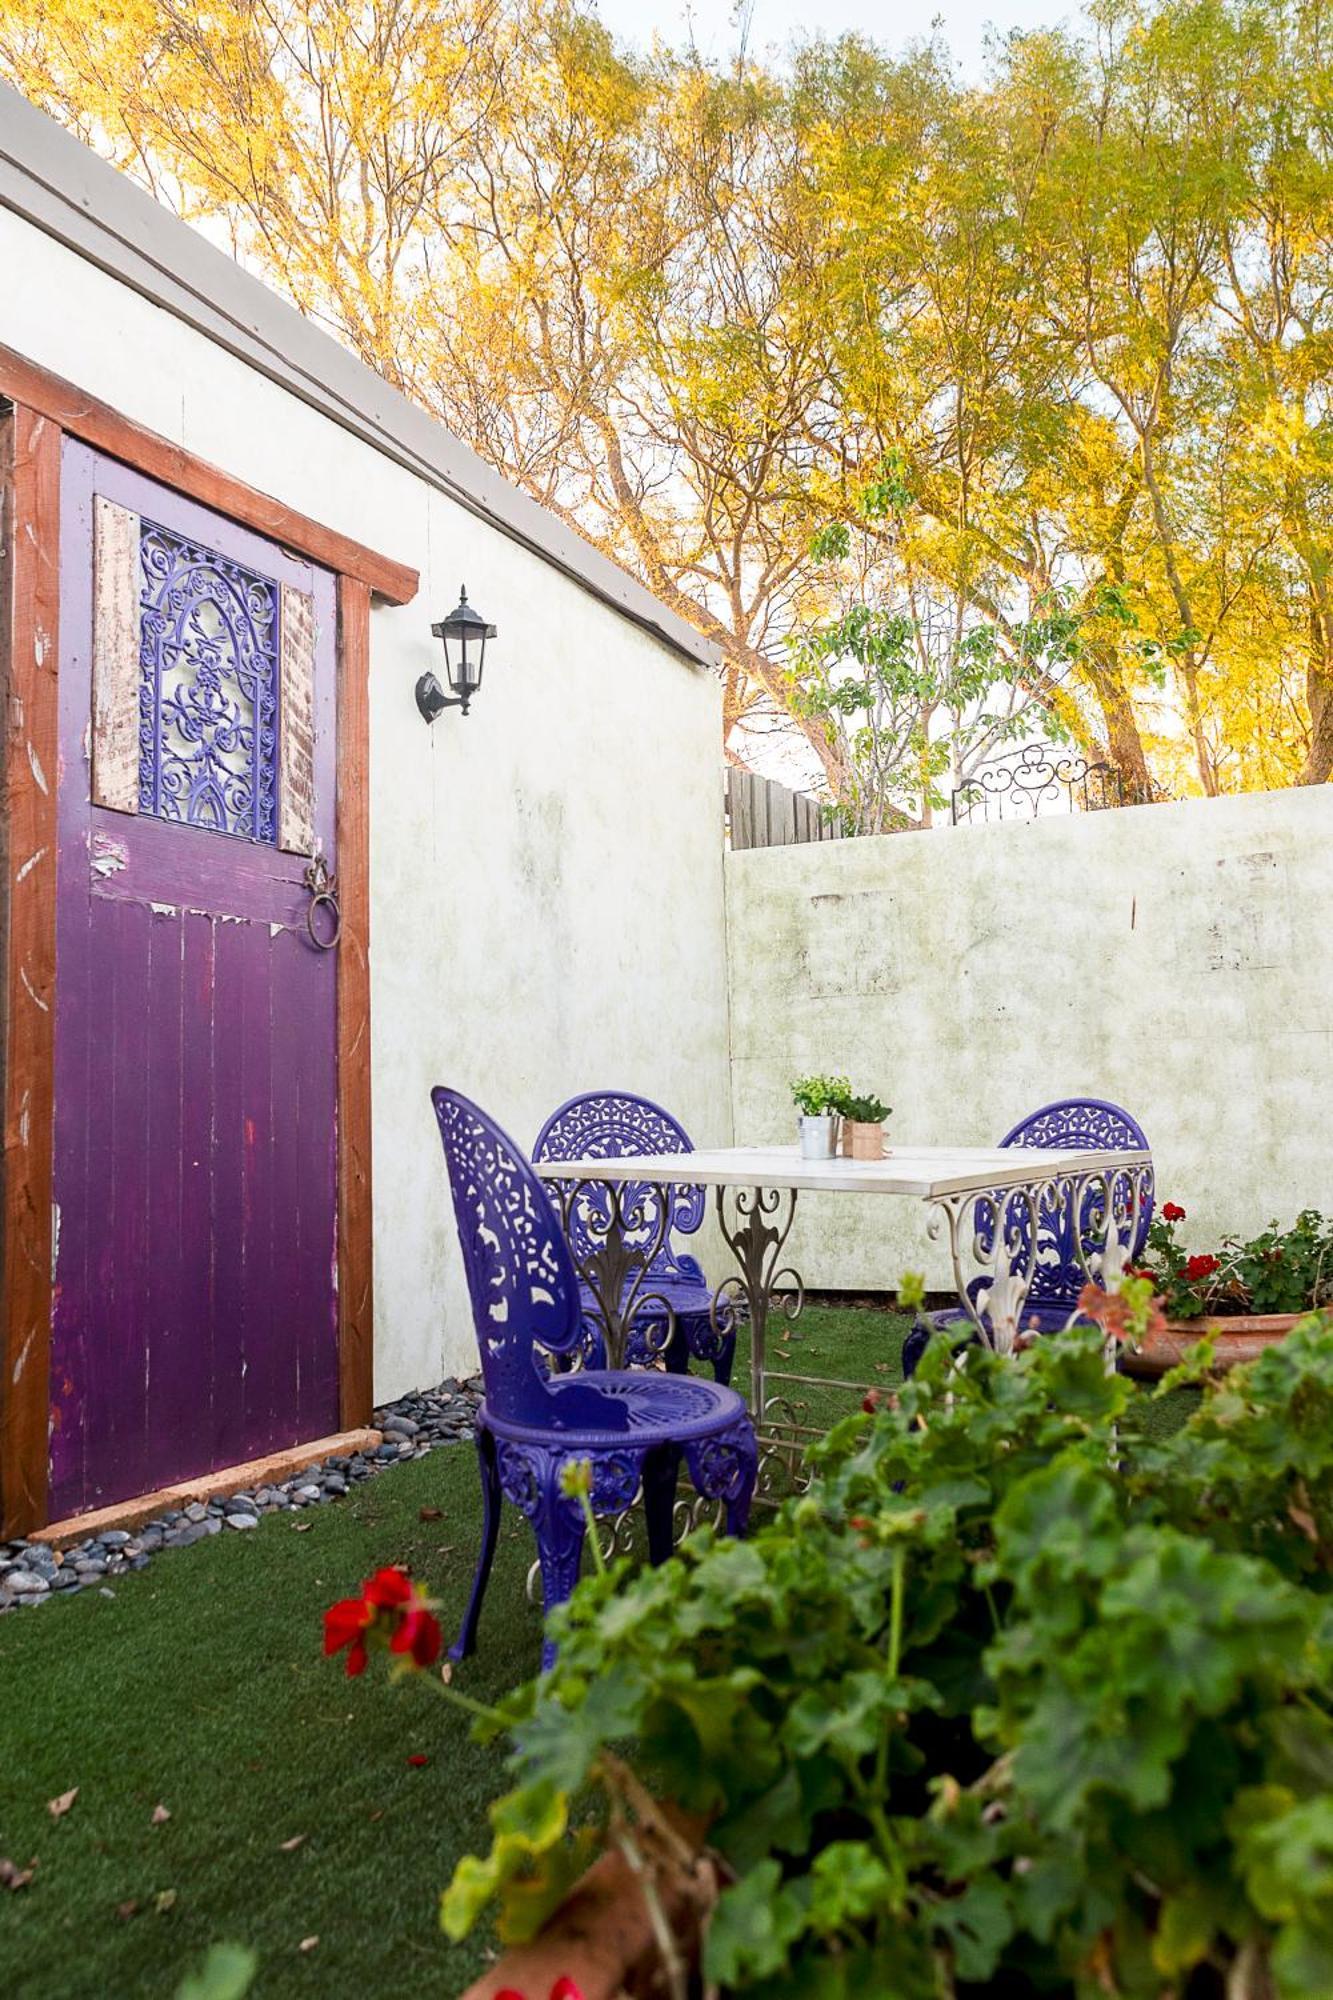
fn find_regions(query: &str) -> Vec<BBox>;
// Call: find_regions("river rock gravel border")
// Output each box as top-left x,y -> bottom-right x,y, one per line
0,1378 -> 481,1614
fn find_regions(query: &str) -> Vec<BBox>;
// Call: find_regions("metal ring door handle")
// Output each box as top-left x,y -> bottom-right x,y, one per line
302,857 -> 342,951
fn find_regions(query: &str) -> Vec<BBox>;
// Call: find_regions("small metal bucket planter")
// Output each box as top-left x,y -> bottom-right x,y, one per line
798,1113 -> 840,1160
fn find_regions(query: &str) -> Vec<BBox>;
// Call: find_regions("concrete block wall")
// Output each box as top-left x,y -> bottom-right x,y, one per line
724,788 -> 1333,1292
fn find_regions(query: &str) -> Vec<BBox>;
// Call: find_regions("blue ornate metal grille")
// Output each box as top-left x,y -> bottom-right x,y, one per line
137,520 -> 279,841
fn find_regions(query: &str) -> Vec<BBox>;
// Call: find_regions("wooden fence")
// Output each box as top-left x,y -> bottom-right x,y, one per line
726,767 -> 842,850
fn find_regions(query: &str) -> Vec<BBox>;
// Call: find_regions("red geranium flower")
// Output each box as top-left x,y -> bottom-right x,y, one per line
323,1595 -> 373,1677
495,1983 -> 585,2000
391,1604 -> 443,1669
1185,1253 -> 1220,1282
323,1566 -> 441,1678
363,1566 -> 413,1609
1162,1202 -> 1186,1223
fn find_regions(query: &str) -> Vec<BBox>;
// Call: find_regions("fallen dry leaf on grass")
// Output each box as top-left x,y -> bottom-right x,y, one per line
278,1835 -> 306,1853
151,1804 -> 171,1825
0,1858 -> 35,1891
116,1900 -> 140,1921
299,1936 -> 318,1952
47,1788 -> 78,1820
292,1522 -> 313,1534
418,1506 -> 443,1522
154,1889 -> 177,1914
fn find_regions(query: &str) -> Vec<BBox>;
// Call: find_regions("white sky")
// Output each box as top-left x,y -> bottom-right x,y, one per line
591,0 -> 1079,79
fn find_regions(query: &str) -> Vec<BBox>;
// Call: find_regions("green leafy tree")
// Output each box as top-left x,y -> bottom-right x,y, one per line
791,471 -> 1081,828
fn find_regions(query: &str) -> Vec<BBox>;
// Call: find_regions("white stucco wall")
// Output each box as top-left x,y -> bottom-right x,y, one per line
1,206 -> 731,1396
726,788 -> 1333,1290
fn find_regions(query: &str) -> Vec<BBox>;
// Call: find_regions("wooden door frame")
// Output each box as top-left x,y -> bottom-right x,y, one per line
0,350 -> 418,1535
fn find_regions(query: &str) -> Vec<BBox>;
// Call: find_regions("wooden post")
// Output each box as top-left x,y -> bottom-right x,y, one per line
0,407 -> 61,1536
336,575 -> 374,1428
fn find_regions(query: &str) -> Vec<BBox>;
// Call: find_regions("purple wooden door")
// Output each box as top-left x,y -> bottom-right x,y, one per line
50,443 -> 340,1517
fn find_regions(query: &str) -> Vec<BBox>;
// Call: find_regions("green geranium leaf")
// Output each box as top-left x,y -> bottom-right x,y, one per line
175,1945 -> 258,2000
440,1779 -> 575,1943
807,1841 -> 903,1932
704,1860 -> 809,1986
1153,1881 -> 1227,1974
510,1661 -> 645,1791
932,1874 -> 1014,1982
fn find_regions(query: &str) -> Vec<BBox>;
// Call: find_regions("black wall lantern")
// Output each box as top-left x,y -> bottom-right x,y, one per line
416,587 -> 497,721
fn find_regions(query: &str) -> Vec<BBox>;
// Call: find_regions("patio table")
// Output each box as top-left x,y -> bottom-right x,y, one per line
535,1144 -> 1153,1464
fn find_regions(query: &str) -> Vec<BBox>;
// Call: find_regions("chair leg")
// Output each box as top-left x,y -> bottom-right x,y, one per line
449,1426 -> 502,1663
684,1420 -> 759,1540
901,1318 -> 934,1380
680,1309 -> 735,1386
533,1484 -> 587,1673
663,1322 -> 691,1375
641,1445 -> 680,1565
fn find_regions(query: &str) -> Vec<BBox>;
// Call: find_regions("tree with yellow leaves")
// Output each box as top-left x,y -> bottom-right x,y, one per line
4,0 -> 1332,805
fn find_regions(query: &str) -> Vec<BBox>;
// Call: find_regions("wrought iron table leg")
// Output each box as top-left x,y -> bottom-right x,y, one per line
710,1184 -> 805,1491
552,1175 -> 676,1371
1063,1162 -> 1153,1289
926,1162 -> 1154,1363
926,1177 -> 1053,1355
1064,1161 -> 1156,1367
708,1183 -> 803,1416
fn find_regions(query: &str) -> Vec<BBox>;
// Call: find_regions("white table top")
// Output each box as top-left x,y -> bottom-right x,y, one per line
535,1143 -> 1152,1200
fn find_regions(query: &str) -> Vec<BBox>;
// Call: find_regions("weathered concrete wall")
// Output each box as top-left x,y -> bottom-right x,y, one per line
726,788 -> 1333,1290
1,206 -> 731,1397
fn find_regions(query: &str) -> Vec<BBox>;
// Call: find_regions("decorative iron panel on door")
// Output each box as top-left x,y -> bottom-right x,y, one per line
136,518 -> 280,838
50,443 -> 340,1516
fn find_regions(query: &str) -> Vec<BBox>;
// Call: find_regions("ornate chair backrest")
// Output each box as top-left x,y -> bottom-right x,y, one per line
533,1092 -> 706,1284
432,1087 -> 623,1427
1000,1097 -> 1154,1312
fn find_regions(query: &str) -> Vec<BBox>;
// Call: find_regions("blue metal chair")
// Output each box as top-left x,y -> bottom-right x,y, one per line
903,1097 -> 1154,1375
432,1088 -> 757,1669
533,1091 -> 737,1386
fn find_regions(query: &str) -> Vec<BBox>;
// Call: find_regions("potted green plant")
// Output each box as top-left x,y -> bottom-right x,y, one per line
841,1092 -> 891,1161
429,1309 -> 1333,1998
1125,1203 -> 1331,1377
791,1074 -> 848,1160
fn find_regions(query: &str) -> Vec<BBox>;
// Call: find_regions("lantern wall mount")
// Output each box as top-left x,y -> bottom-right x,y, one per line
417,586 -> 497,722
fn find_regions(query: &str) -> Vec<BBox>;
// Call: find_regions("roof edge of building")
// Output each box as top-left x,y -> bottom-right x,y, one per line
0,84 -> 724,672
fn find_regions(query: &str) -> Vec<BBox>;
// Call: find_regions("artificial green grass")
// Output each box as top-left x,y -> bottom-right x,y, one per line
0,1305 -> 1196,1999
0,1448 -> 538,2000
733,1300 -> 1198,1441
737,1298 -> 911,1436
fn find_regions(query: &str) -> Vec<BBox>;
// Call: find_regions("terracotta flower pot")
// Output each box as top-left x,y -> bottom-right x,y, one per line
1122,1312 -> 1301,1380
847,1120 -> 885,1162
461,1806 -> 709,2000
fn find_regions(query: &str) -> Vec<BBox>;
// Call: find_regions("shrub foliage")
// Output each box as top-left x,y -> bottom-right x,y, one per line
444,1318 -> 1333,1996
